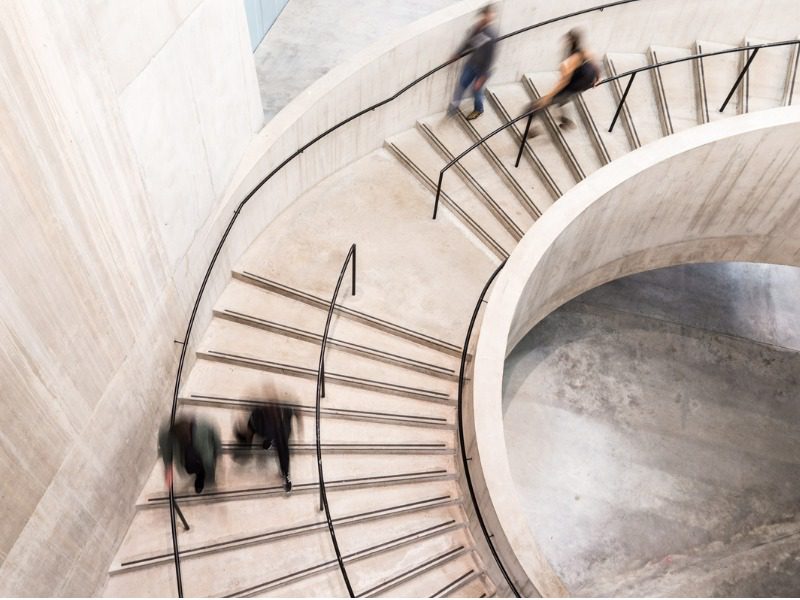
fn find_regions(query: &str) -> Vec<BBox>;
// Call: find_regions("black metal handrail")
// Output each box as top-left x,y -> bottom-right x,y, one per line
457,260 -> 517,596
433,38 -> 800,217
165,1 -> 665,594
315,243 -> 357,597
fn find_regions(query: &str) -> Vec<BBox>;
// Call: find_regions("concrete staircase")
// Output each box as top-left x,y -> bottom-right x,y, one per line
105,37 -> 800,597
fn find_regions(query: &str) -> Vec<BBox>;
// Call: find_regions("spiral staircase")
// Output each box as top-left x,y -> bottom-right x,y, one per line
103,31 -> 800,598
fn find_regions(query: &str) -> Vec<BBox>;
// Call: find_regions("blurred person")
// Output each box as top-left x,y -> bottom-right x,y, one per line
235,402 -> 300,493
447,5 -> 498,120
526,28 -> 600,136
159,415 -> 221,494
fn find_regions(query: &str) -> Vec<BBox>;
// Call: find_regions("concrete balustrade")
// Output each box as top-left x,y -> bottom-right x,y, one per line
471,106 -> 800,595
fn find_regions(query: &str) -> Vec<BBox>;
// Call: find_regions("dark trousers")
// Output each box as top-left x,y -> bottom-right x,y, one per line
263,436 -> 290,478
184,446 -> 206,493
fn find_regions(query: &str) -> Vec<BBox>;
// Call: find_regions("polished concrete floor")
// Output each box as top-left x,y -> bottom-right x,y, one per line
253,0 -> 457,121
502,262 -> 800,596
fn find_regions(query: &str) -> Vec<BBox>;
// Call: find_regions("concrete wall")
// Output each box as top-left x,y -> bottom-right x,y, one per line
0,0 -> 261,594
471,107 -> 800,595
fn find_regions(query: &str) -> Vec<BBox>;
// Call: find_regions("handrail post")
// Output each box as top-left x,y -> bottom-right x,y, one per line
351,245 -> 356,296
609,71 -> 636,133
515,112 -> 534,168
168,487 -> 184,597
720,46 -> 759,112
320,357 -> 325,398
433,172 -> 444,219
173,498 -> 190,531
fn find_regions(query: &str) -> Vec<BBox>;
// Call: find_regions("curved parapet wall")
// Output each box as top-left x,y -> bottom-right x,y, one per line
471,106 -> 800,594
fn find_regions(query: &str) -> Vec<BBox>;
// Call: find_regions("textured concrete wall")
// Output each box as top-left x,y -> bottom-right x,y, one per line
472,107 -> 800,595
0,0 -> 260,594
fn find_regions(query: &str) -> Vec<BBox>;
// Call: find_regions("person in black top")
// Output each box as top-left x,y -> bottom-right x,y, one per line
527,28 -> 600,136
158,416 -> 221,494
447,5 -> 498,120
235,403 -> 299,493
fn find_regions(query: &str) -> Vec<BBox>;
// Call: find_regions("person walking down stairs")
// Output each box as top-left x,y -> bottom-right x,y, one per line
447,4 -> 498,121
158,416 -> 221,494
235,403 -> 300,493
527,28 -> 600,136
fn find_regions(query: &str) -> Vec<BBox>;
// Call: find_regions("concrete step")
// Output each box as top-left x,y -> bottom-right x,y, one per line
696,40 -> 744,120
604,52 -> 666,148
351,530 -> 477,597
112,479 -> 462,573
385,127 -> 516,258
107,521 -> 338,597
744,37 -> 796,112
232,270 -> 462,357
181,359 -> 456,424
233,148 -> 497,345
788,39 -> 800,105
225,518 -> 469,597
138,446 -> 456,507
169,401 -> 454,451
523,71 -> 605,179
217,277 -> 460,378
486,81 -> 577,197
445,571 -> 496,597
648,45 -> 702,132
576,71 -> 635,161
197,317 -> 455,401
460,95 -> 553,215
418,112 -> 536,236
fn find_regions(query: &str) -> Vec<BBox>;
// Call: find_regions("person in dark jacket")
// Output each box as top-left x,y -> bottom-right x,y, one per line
158,416 -> 221,494
235,403 -> 299,493
447,5 -> 498,120
527,28 -> 600,136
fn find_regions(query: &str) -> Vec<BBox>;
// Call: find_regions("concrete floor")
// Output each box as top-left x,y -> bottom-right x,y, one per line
502,262 -> 800,596
253,0 -> 457,121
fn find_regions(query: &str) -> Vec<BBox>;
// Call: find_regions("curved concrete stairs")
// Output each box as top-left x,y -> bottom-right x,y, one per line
105,37 -> 800,597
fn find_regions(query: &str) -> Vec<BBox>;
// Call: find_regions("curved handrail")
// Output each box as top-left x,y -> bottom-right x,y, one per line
165,1 -> 660,594
457,260 -> 514,595
432,38 -> 800,215
315,244 -> 357,597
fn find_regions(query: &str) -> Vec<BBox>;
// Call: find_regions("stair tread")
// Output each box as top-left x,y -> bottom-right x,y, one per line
524,71 -> 605,177
113,480 -> 462,569
217,278 -> 460,374
487,81 -> 578,196
139,447 -> 456,504
352,533 -> 474,597
418,113 -> 536,233
173,402 -> 454,448
197,317 -> 455,396
605,52 -> 666,147
696,40 -> 744,119
745,37 -> 795,112
576,73 -> 634,160
462,93 -> 554,214
182,359 -> 457,420
649,45 -> 701,132
386,127 -> 518,254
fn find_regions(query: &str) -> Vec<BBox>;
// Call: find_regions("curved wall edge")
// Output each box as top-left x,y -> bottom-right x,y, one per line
470,106 -> 800,595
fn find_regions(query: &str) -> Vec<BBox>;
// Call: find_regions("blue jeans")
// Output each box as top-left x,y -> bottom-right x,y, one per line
449,64 -> 486,114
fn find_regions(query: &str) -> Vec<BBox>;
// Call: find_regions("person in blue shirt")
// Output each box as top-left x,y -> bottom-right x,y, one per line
447,5 -> 498,120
